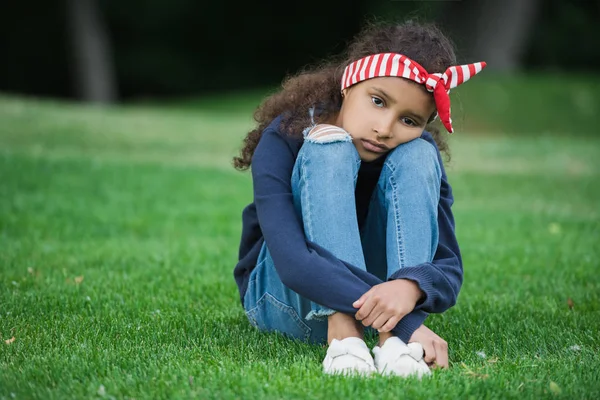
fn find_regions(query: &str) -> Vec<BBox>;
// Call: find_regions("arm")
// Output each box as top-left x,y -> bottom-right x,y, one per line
251,125 -> 427,341
387,133 -> 463,313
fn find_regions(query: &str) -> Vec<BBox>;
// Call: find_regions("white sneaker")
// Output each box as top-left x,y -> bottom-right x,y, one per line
372,337 -> 431,378
322,337 -> 377,376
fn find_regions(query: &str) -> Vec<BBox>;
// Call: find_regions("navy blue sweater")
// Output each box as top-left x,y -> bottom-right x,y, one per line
233,115 -> 463,342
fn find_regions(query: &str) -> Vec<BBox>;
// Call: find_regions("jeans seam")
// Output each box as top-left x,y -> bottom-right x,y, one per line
299,153 -> 314,241
391,175 -> 406,269
383,162 -> 406,270
243,253 -> 270,310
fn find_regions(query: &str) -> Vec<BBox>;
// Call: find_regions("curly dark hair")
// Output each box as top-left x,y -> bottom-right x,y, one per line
232,18 -> 458,171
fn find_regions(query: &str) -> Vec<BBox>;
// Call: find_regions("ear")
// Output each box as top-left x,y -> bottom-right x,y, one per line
341,89 -> 348,98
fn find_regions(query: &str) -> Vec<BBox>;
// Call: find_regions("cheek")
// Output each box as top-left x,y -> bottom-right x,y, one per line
343,104 -> 375,134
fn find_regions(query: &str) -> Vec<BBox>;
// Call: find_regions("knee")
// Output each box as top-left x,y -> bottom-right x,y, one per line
304,124 -> 353,144
299,124 -> 360,170
385,138 -> 442,182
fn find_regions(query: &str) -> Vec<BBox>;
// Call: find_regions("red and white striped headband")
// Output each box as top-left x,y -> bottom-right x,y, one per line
341,53 -> 487,133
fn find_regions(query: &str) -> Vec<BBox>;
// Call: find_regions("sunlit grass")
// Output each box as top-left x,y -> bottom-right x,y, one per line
1,92 -> 599,399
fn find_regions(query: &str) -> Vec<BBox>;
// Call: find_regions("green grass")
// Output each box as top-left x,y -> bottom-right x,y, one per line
1,87 -> 599,399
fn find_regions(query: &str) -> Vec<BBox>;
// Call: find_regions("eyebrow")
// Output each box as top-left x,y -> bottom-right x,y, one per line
371,86 -> 427,125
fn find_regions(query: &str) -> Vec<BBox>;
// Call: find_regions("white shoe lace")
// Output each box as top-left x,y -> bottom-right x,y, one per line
374,339 -> 431,378
323,338 -> 376,376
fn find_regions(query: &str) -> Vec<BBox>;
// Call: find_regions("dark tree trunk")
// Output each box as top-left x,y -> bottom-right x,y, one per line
67,0 -> 117,103
439,0 -> 541,72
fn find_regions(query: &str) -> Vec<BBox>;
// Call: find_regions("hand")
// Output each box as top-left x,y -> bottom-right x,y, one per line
352,280 -> 423,333
409,324 -> 449,369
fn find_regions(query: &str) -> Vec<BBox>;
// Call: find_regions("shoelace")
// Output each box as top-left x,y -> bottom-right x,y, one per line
381,342 -> 425,363
328,342 -> 373,364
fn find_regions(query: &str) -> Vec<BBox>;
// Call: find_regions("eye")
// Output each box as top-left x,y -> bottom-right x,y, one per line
401,117 -> 418,126
371,96 -> 384,107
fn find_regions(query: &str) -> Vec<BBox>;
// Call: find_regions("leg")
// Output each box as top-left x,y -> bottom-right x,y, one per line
244,244 -> 314,342
244,133 -> 367,344
292,137 -> 367,343
361,137 -> 441,280
356,138 -> 441,378
360,138 -> 442,344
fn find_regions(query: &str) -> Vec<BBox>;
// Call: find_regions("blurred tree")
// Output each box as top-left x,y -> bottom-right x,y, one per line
67,0 -> 117,103
0,1 -> 70,99
522,0 -> 600,72
438,0 -> 541,71
1,0 -> 598,100
102,0 -> 369,99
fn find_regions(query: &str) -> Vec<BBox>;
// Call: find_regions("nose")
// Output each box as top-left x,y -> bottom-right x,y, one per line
373,117 -> 394,139
373,128 -> 391,138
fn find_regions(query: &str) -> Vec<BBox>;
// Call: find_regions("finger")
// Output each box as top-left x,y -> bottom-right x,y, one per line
433,341 -> 449,369
370,311 -> 389,330
422,341 -> 436,365
361,305 -> 383,327
379,314 -> 401,333
355,295 -> 377,321
353,288 -> 373,309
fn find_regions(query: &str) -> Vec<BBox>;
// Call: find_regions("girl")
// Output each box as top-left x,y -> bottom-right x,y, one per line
232,19 -> 486,377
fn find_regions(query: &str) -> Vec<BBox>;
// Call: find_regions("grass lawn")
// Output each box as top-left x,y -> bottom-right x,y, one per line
1,89 -> 599,399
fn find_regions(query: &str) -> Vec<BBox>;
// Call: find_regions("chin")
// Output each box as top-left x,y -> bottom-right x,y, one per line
359,153 -> 380,162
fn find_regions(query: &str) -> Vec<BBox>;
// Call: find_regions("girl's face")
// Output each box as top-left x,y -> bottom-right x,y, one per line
333,77 -> 437,162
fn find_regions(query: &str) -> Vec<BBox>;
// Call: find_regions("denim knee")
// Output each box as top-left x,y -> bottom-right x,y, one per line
384,138 -> 442,182
299,134 -> 361,175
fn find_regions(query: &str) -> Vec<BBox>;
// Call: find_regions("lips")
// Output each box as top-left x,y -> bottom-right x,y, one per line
361,139 -> 388,153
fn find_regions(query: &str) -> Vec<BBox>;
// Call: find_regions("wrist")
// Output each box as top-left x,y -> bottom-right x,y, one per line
400,279 -> 424,305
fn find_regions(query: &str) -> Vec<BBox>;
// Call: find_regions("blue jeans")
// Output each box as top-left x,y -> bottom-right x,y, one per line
244,136 -> 441,344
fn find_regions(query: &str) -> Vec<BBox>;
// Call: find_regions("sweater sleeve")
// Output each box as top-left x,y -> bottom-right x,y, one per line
387,132 -> 464,313
251,127 -> 427,342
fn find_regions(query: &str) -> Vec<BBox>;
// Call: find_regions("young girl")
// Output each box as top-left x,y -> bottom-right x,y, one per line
232,19 -> 486,377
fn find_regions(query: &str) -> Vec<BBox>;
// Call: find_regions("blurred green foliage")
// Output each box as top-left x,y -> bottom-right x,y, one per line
1,0 -> 599,100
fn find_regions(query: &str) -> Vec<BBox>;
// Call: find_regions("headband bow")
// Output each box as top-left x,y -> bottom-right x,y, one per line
340,53 -> 487,133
